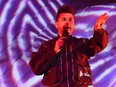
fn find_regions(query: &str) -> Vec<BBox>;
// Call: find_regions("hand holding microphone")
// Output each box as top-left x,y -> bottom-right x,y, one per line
54,26 -> 70,53
54,37 -> 65,53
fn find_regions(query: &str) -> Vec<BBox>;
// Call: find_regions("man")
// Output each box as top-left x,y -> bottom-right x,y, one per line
29,5 -> 108,87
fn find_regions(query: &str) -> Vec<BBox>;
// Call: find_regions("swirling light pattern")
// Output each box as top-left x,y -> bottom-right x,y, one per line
0,0 -> 116,87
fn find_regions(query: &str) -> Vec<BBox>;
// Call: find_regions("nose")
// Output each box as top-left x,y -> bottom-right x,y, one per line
66,20 -> 70,26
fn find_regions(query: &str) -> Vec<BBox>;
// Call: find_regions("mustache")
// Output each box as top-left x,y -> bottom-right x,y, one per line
63,26 -> 71,30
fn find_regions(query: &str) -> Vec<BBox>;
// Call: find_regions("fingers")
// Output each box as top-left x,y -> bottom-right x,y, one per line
96,13 -> 109,24
101,12 -> 109,21
57,37 -> 66,47
60,37 -> 66,40
104,15 -> 109,21
94,12 -> 109,30
54,37 -> 66,53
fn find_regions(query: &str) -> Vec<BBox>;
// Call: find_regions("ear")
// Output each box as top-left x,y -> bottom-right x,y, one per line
55,22 -> 58,28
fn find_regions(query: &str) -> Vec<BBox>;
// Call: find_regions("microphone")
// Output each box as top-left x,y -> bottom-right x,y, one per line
59,26 -> 69,50
62,26 -> 70,37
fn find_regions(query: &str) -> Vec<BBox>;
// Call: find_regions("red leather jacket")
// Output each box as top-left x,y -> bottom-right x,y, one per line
29,29 -> 108,87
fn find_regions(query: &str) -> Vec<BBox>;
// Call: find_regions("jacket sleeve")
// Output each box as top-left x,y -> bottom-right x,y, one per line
84,28 -> 108,57
29,42 -> 60,75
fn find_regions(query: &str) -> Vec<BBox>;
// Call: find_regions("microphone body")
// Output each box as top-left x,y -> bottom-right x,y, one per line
59,26 -> 70,51
62,26 -> 70,37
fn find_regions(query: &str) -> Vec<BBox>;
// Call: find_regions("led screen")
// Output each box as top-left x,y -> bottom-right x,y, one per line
0,0 -> 116,87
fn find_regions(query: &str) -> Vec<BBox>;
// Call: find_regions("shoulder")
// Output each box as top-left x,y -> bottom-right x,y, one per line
72,36 -> 93,47
44,37 -> 57,44
72,36 -> 87,43
42,37 -> 57,48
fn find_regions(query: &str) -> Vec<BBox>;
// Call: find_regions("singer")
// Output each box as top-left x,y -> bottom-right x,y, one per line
29,5 -> 108,87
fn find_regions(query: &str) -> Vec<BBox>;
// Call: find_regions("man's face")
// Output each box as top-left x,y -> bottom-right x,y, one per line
55,13 -> 74,37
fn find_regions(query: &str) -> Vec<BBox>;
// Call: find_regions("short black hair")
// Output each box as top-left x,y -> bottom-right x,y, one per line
56,5 -> 74,22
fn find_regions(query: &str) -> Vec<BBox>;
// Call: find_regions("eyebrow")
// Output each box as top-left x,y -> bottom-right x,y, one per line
61,16 -> 73,19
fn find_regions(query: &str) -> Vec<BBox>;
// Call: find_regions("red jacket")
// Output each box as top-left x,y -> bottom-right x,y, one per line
29,29 -> 108,87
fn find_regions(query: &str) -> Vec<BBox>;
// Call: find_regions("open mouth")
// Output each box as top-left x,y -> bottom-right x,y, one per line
63,26 -> 71,36
64,26 -> 71,30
